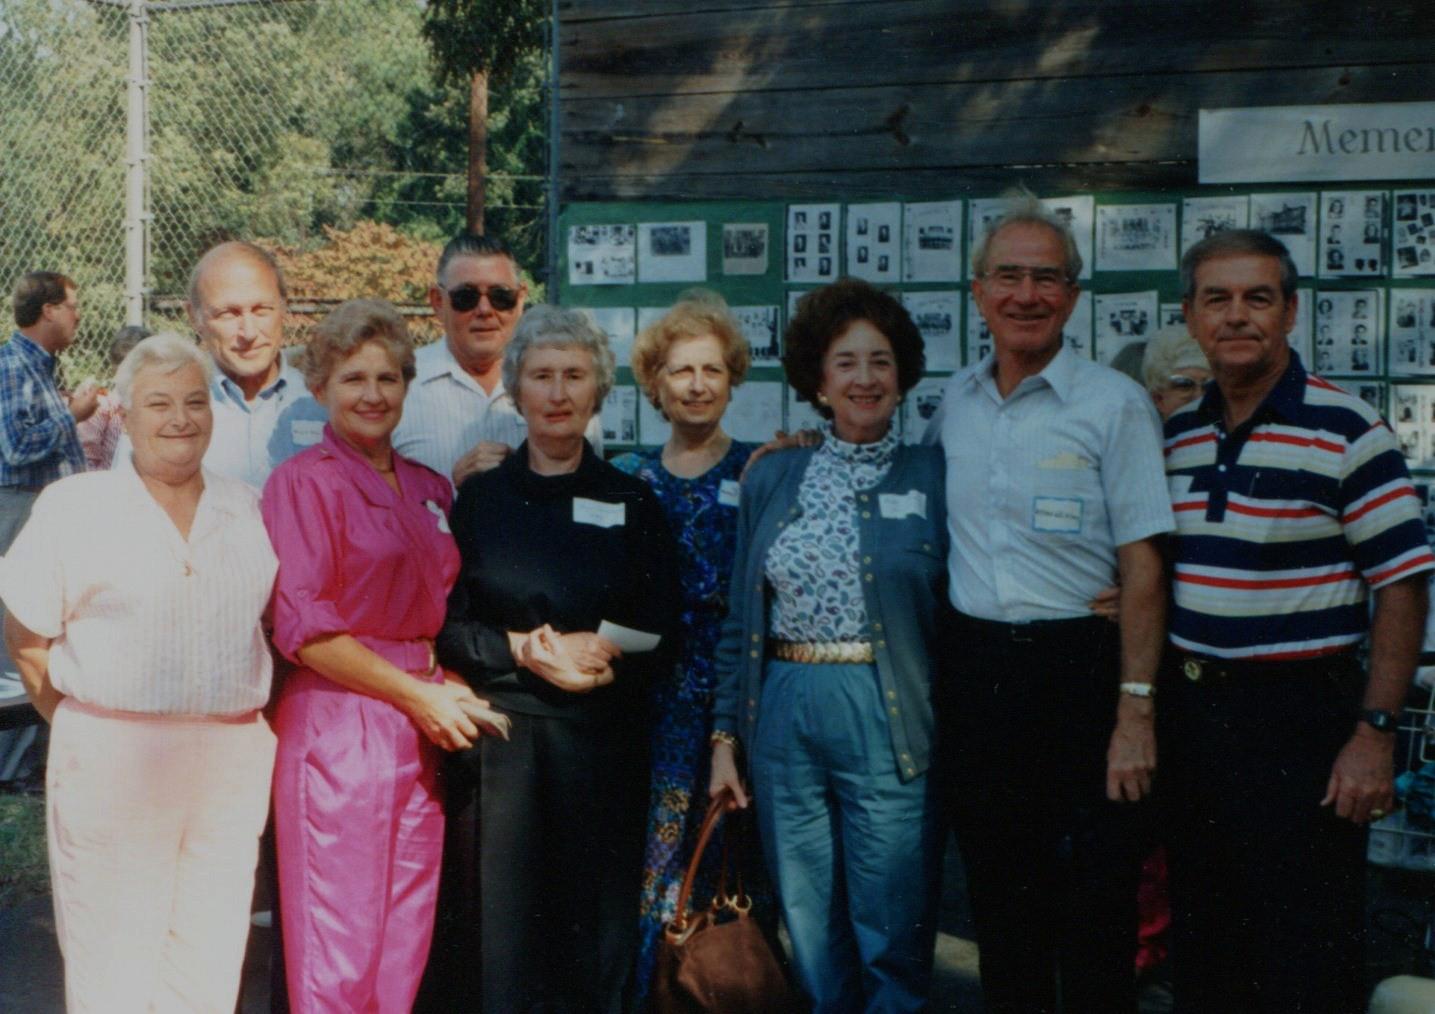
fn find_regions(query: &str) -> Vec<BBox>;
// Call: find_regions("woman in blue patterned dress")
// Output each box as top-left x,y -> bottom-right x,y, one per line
612,291 -> 758,1005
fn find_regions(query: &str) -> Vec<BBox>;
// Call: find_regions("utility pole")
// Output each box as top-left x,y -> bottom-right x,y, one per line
124,0 -> 149,325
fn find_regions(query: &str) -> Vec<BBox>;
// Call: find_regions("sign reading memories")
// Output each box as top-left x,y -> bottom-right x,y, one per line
1200,101 -> 1435,183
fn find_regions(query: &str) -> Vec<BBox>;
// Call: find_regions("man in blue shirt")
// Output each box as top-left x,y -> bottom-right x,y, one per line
113,242 -> 325,488
0,271 -> 97,783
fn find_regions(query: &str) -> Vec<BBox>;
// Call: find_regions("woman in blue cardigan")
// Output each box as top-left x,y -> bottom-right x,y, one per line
709,279 -> 948,1013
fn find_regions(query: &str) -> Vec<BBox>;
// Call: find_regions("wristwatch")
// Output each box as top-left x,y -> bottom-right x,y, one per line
1360,708 -> 1399,734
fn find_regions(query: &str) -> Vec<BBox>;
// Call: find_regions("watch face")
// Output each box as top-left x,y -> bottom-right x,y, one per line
1363,709 -> 1398,732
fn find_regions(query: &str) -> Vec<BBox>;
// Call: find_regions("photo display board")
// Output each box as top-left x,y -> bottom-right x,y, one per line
559,184 -> 1435,465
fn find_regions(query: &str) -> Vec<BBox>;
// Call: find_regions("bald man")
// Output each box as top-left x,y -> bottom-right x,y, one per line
115,242 -> 325,488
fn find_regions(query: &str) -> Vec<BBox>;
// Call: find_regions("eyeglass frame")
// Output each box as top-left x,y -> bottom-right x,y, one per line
976,264 -> 1075,293
443,283 -> 523,313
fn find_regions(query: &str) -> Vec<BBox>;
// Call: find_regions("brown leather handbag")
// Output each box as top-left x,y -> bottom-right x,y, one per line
651,789 -> 796,1014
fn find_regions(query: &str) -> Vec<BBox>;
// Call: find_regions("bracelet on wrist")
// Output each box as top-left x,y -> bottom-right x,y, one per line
1119,681 -> 1156,699
710,730 -> 739,750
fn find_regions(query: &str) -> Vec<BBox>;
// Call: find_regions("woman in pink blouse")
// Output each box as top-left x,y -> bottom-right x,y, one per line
262,300 -> 508,1013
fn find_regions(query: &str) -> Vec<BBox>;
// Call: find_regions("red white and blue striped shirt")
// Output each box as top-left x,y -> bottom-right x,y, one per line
1164,354 -> 1435,660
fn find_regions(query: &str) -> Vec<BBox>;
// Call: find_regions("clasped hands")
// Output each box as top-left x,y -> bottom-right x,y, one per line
509,624 -> 621,693
409,671 -> 510,752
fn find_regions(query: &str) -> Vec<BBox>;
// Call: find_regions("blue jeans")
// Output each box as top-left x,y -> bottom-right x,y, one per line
751,659 -> 941,1014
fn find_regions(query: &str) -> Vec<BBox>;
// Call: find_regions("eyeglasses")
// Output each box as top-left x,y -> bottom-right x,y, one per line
979,265 -> 1072,293
445,284 -> 521,313
1165,375 -> 1203,392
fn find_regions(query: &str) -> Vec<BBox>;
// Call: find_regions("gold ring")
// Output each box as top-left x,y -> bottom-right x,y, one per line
1371,808 -> 1387,820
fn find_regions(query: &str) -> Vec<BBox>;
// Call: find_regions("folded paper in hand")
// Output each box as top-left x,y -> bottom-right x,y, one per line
597,620 -> 662,653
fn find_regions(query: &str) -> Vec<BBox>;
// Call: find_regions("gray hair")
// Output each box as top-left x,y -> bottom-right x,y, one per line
186,240 -> 288,313
113,332 -> 215,409
295,299 -> 416,392
1180,229 -> 1298,302
1141,323 -> 1211,394
502,304 -> 616,407
970,188 -> 1083,282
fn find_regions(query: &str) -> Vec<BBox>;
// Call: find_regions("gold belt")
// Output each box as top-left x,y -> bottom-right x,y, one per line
769,640 -> 875,664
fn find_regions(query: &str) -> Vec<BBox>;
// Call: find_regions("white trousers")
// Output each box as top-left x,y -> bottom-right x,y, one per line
46,697 -> 275,1013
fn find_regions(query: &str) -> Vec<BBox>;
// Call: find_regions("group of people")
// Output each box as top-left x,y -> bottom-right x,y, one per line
1,190 -> 1430,1014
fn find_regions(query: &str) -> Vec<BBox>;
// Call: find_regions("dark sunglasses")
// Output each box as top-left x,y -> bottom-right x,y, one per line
446,284 -> 520,313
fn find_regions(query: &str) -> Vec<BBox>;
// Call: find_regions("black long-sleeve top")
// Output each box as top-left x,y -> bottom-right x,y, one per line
436,441 -> 682,720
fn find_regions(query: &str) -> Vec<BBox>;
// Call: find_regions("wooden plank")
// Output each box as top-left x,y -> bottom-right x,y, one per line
560,63 -> 1435,179
560,162 -> 1201,203
560,2 -> 1435,98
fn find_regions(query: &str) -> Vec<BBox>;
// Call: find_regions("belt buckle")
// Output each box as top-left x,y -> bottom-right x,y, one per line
1183,657 -> 1203,683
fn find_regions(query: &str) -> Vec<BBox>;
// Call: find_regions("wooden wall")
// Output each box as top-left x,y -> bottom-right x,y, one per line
556,0 -> 1435,202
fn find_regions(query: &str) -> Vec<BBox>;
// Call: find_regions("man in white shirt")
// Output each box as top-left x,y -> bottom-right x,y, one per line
393,233 -> 600,487
925,193 -> 1172,1013
114,242 -> 325,489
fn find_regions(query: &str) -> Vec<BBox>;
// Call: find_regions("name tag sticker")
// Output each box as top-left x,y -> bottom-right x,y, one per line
1032,496 -> 1083,533
718,479 -> 741,508
573,497 -> 626,528
291,420 -> 324,446
879,490 -> 927,520
424,499 -> 452,534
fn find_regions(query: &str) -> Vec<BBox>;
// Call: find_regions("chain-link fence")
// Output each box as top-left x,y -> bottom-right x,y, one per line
0,0 -> 551,377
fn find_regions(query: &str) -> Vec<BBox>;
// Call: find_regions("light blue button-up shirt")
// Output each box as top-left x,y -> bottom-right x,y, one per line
114,362 -> 326,489
924,344 -> 1173,622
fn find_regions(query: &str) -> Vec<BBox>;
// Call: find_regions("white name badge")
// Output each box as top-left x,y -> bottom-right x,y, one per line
718,479 -> 741,507
879,490 -> 927,520
291,419 -> 324,446
1032,496 -> 1083,533
573,497 -> 626,528
424,499 -> 451,534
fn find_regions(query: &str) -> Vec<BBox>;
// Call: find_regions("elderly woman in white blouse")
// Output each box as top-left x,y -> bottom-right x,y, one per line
0,333 -> 278,1013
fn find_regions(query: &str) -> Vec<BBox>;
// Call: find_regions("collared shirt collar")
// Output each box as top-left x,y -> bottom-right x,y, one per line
110,450 -> 241,530
967,343 -> 1076,403
1193,351 -> 1307,431
415,338 -> 511,402
212,361 -> 298,407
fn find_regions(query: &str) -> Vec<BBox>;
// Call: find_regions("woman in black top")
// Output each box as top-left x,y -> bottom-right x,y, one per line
433,305 -> 680,1013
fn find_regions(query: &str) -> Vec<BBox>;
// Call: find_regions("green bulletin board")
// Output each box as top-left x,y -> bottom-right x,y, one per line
557,183 -> 1435,473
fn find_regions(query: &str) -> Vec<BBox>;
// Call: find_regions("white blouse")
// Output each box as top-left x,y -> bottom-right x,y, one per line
0,459 -> 278,715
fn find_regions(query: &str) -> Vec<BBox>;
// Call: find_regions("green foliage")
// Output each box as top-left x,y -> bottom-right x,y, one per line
0,794 -> 48,909
421,0 -> 547,87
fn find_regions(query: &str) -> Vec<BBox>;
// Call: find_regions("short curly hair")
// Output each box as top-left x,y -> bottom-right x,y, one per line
782,279 -> 925,418
630,289 -> 750,415
296,299 -> 416,392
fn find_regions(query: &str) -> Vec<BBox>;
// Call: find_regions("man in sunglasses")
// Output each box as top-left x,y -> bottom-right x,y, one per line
924,192 -> 1172,1013
394,232 -> 601,486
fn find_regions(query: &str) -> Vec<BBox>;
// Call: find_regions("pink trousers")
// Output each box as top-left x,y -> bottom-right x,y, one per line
46,697 -> 275,1014
273,668 -> 444,1013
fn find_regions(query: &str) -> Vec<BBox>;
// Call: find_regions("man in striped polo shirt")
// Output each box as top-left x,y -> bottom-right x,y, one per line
1163,230 -> 1433,1012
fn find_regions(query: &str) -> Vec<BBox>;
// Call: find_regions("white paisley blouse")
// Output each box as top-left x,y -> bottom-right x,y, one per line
765,423 -> 898,642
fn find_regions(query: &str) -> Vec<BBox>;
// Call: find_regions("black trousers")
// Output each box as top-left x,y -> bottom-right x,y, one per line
422,709 -> 650,1014
941,610 -> 1144,1014
1161,651 -> 1367,1014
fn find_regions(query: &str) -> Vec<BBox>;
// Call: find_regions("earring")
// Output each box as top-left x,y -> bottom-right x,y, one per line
817,392 -> 830,406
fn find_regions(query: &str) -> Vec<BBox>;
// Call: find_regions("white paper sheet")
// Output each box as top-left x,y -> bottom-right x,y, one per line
902,291 -> 961,372
600,385 -> 638,446
902,200 -> 963,283
597,620 -> 662,653
722,222 -> 770,276
725,381 -> 786,444
1094,291 -> 1159,367
1389,289 -> 1435,376
568,224 -> 636,286
966,198 -> 1009,281
1393,190 -> 1435,278
846,202 -> 902,283
1313,288 -> 1382,375
638,221 -> 707,283
1319,191 -> 1387,279
1040,195 -> 1095,281
582,306 -> 636,371
1064,291 -> 1096,360
904,376 -> 949,445
1180,195 -> 1251,258
733,305 -> 781,365
1251,192 -> 1318,277
1096,203 -> 1178,272
787,204 -> 840,283
1391,385 -> 1435,467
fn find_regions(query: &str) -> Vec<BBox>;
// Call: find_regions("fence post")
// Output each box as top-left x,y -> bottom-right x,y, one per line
125,0 -> 149,326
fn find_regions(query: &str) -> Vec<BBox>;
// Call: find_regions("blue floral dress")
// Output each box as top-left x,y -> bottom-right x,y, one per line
613,439 -> 762,1003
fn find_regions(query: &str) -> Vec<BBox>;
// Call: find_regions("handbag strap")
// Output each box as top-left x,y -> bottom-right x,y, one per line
668,788 -> 734,936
